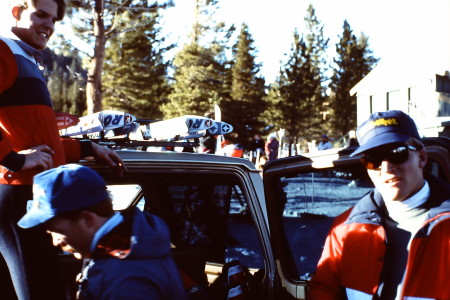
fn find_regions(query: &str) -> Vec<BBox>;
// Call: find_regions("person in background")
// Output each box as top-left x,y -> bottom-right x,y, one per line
222,142 -> 244,158
250,133 -> 265,165
317,134 -> 333,151
0,1 -> 126,299
251,134 -> 265,156
309,110 -> 450,299
199,111 -> 217,154
230,143 -> 244,158
265,133 -> 279,161
347,130 -> 359,147
18,164 -> 186,300
199,135 -> 217,154
255,155 -> 268,171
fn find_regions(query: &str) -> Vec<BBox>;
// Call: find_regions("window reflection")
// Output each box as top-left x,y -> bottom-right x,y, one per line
279,166 -> 373,279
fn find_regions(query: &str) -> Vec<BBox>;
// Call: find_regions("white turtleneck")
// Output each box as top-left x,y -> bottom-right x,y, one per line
379,180 -> 430,299
384,180 -> 430,237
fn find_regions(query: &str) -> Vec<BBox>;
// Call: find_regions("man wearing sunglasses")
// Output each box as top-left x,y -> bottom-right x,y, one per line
309,110 -> 450,300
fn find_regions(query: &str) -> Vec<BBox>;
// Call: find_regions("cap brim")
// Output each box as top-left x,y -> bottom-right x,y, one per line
18,207 -> 55,229
350,132 -> 411,156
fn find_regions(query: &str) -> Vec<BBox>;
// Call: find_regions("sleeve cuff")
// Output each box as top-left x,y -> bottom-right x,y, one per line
79,140 -> 93,157
0,151 -> 25,172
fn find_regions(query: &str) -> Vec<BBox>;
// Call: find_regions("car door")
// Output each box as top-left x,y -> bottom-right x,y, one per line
262,137 -> 450,299
93,153 -> 277,300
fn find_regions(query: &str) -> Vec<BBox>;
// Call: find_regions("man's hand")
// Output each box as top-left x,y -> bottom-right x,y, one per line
91,143 -> 127,176
19,145 -> 54,171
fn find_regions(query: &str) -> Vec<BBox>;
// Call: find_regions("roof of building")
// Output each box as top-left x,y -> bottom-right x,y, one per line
350,56 -> 450,96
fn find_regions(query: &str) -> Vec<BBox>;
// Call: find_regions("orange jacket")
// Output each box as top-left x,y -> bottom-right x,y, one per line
0,38 -> 85,185
309,177 -> 450,300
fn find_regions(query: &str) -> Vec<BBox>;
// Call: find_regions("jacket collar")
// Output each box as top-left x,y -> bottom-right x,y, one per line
346,175 -> 450,230
416,176 -> 450,236
2,31 -> 43,64
346,189 -> 386,226
92,208 -> 135,259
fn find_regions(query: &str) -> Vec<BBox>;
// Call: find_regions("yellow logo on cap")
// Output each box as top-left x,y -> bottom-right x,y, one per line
371,118 -> 399,127
359,117 -> 399,137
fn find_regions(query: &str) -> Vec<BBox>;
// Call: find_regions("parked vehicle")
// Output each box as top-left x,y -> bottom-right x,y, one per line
60,137 -> 450,299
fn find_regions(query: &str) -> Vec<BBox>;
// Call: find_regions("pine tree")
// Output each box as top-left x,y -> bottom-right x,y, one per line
263,31 -> 316,154
161,0 -> 232,119
64,0 -> 172,114
329,20 -> 379,138
162,42 -> 226,118
43,49 -> 87,116
263,4 -> 330,153
102,9 -> 172,119
222,23 -> 266,149
303,4 -> 330,139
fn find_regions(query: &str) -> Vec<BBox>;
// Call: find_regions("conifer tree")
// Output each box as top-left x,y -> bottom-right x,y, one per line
264,4 -> 329,153
161,0 -> 232,119
303,4 -> 330,139
222,23 -> 266,149
329,20 -> 378,138
161,42 -> 226,118
102,9 -> 172,119
65,0 -> 172,114
43,49 -> 87,116
263,31 -> 316,154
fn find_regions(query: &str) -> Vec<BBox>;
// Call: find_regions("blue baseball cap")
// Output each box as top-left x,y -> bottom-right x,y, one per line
350,110 -> 420,156
18,164 -> 109,229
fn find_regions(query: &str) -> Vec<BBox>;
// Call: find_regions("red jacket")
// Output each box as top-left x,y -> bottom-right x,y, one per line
309,177 -> 450,300
0,37 -> 85,185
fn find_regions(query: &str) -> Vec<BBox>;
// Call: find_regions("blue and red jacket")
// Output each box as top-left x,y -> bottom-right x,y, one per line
0,37 -> 88,185
309,176 -> 450,300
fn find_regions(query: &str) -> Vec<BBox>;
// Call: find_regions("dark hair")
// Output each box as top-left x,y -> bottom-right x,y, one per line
407,137 -> 424,151
56,199 -> 114,221
16,0 -> 66,21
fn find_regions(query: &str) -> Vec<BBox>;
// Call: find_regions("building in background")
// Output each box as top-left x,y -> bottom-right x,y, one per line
351,57 -> 450,137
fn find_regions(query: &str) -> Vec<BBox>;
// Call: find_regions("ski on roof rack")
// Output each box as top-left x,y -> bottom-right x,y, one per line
57,110 -> 233,150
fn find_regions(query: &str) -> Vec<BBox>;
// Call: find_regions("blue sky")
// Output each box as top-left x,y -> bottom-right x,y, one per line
162,0 -> 450,82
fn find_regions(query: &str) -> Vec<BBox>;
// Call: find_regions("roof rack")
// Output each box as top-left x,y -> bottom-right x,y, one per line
89,137 -> 200,150
56,110 -> 233,151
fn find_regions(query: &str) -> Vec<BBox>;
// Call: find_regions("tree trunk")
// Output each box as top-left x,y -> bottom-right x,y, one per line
86,2 -> 106,114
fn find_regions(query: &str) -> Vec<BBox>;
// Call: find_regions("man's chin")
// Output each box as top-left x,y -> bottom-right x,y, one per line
378,187 -> 404,202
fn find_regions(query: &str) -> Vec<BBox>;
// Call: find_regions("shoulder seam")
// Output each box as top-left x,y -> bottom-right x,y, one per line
0,37 -> 36,64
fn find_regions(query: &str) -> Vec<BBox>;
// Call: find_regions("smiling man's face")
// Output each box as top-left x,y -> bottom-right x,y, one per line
11,0 -> 58,50
366,144 -> 427,201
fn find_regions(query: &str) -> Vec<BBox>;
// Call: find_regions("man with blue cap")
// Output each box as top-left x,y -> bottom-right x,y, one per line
18,164 -> 186,300
317,134 -> 333,151
309,110 -> 450,299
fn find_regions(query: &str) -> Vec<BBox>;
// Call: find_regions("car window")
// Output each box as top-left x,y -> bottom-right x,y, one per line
276,164 -> 373,280
156,177 -> 264,268
227,185 -> 264,268
107,184 -> 144,211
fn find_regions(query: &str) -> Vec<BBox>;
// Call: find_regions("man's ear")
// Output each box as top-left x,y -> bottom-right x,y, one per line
418,149 -> 428,169
79,211 -> 97,229
12,6 -> 24,21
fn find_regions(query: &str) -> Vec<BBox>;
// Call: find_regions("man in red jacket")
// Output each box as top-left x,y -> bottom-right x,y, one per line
309,110 -> 450,299
0,1 -> 126,299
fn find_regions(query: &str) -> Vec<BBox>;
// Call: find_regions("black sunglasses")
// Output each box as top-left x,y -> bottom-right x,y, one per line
361,145 -> 417,170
